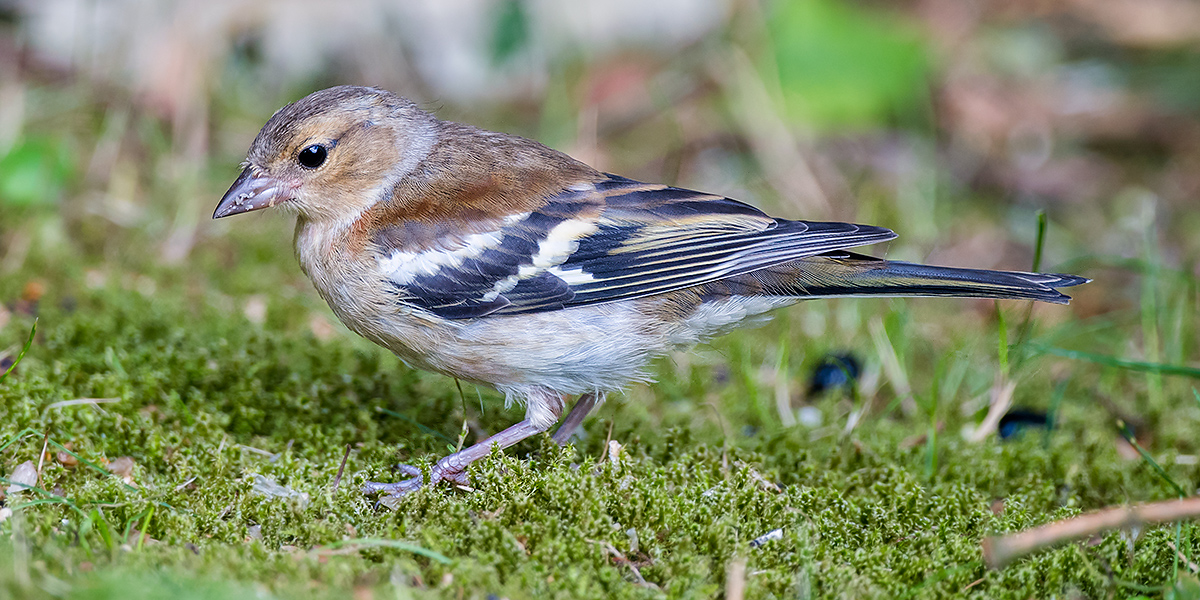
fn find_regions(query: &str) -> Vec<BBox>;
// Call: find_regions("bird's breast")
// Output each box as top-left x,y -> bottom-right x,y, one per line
293,217 -> 467,365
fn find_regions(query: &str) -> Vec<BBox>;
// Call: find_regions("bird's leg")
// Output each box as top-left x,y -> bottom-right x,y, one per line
363,390 -> 566,498
551,392 -> 601,446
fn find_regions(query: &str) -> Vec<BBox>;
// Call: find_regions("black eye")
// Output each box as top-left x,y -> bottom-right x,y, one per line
297,144 -> 327,169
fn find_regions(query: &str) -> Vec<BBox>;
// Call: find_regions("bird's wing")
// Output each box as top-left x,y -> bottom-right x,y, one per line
374,175 -> 897,318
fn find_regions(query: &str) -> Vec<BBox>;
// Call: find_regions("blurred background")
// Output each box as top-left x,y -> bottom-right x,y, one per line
0,0 -> 1197,391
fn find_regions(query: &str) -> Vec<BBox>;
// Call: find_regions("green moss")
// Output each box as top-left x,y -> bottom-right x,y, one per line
2,272 -> 1199,599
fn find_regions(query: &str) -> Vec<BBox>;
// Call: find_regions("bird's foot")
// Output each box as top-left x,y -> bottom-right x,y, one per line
361,457 -> 470,499
362,407 -> 562,506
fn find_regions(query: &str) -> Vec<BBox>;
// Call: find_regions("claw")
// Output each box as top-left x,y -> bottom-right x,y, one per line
393,463 -> 422,477
362,460 -> 469,500
362,406 -> 560,505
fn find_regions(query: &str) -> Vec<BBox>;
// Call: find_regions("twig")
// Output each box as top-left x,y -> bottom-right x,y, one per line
331,444 -> 351,492
235,444 -> 274,458
216,492 -> 238,520
983,497 -> 1200,569
35,431 -> 48,488
869,318 -> 914,416
726,556 -> 746,600
1167,540 -> 1200,574
586,538 -> 658,589
774,343 -> 795,427
601,420 -> 614,462
967,377 -> 1016,443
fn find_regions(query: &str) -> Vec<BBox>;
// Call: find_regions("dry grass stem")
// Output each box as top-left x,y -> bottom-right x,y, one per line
983,497 -> 1200,569
45,398 -> 121,410
726,555 -> 747,600
968,377 -> 1016,443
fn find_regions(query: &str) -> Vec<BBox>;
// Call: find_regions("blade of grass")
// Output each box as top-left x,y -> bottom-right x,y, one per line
0,428 -> 45,454
45,439 -> 139,492
733,338 -> 770,427
1117,420 -> 1187,498
1012,211 -> 1047,370
136,504 -> 156,551
77,509 -> 96,556
869,317 -> 911,410
995,303 -> 1009,379
121,507 -> 152,547
0,476 -> 89,518
774,338 -> 795,427
925,360 -> 941,480
91,508 -> 115,552
9,498 -> 85,511
1031,210 -> 1047,273
453,378 -> 469,452
0,318 -> 36,383
924,410 -> 937,479
2,430 -> 178,512
1142,214 -> 1164,408
375,407 -> 456,445
1031,345 -> 1200,379
1042,379 -> 1069,449
4,430 -> 144,494
898,560 -> 981,599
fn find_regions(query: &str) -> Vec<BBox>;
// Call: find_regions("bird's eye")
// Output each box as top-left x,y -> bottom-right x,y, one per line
297,144 -> 328,169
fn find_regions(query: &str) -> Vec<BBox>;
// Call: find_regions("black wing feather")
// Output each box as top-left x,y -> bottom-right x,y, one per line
381,176 -> 896,318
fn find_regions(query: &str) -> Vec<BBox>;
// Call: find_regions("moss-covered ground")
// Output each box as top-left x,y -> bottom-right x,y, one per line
2,205 -> 1198,599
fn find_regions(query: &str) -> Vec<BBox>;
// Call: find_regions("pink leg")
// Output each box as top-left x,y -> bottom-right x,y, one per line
363,390 -> 565,498
551,392 -> 600,446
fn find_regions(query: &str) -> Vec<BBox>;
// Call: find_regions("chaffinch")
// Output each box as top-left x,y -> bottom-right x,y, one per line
214,86 -> 1086,498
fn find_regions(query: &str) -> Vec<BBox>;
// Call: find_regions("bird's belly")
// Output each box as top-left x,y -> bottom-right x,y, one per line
365,301 -> 667,396
356,294 -> 795,398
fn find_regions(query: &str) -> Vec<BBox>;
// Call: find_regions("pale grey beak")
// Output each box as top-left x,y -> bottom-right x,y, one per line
213,167 -> 288,218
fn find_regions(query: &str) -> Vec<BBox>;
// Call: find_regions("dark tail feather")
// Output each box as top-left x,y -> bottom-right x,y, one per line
776,253 -> 1089,305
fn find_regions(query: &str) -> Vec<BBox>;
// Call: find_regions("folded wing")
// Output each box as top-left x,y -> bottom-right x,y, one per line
375,175 -> 897,319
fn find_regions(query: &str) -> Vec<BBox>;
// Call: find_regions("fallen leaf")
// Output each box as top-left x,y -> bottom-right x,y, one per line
107,456 -> 136,482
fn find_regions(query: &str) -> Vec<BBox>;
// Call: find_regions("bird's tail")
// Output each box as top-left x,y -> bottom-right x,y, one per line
777,252 -> 1089,305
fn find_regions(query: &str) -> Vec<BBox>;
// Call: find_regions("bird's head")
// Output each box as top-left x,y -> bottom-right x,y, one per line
213,86 -> 437,223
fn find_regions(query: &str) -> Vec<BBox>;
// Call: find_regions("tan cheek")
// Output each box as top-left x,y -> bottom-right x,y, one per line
332,146 -> 393,184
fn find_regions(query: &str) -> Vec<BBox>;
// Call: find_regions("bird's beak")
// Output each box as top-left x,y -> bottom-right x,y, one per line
213,167 -> 290,219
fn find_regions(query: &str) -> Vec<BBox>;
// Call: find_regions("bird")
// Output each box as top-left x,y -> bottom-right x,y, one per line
213,85 -> 1087,499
